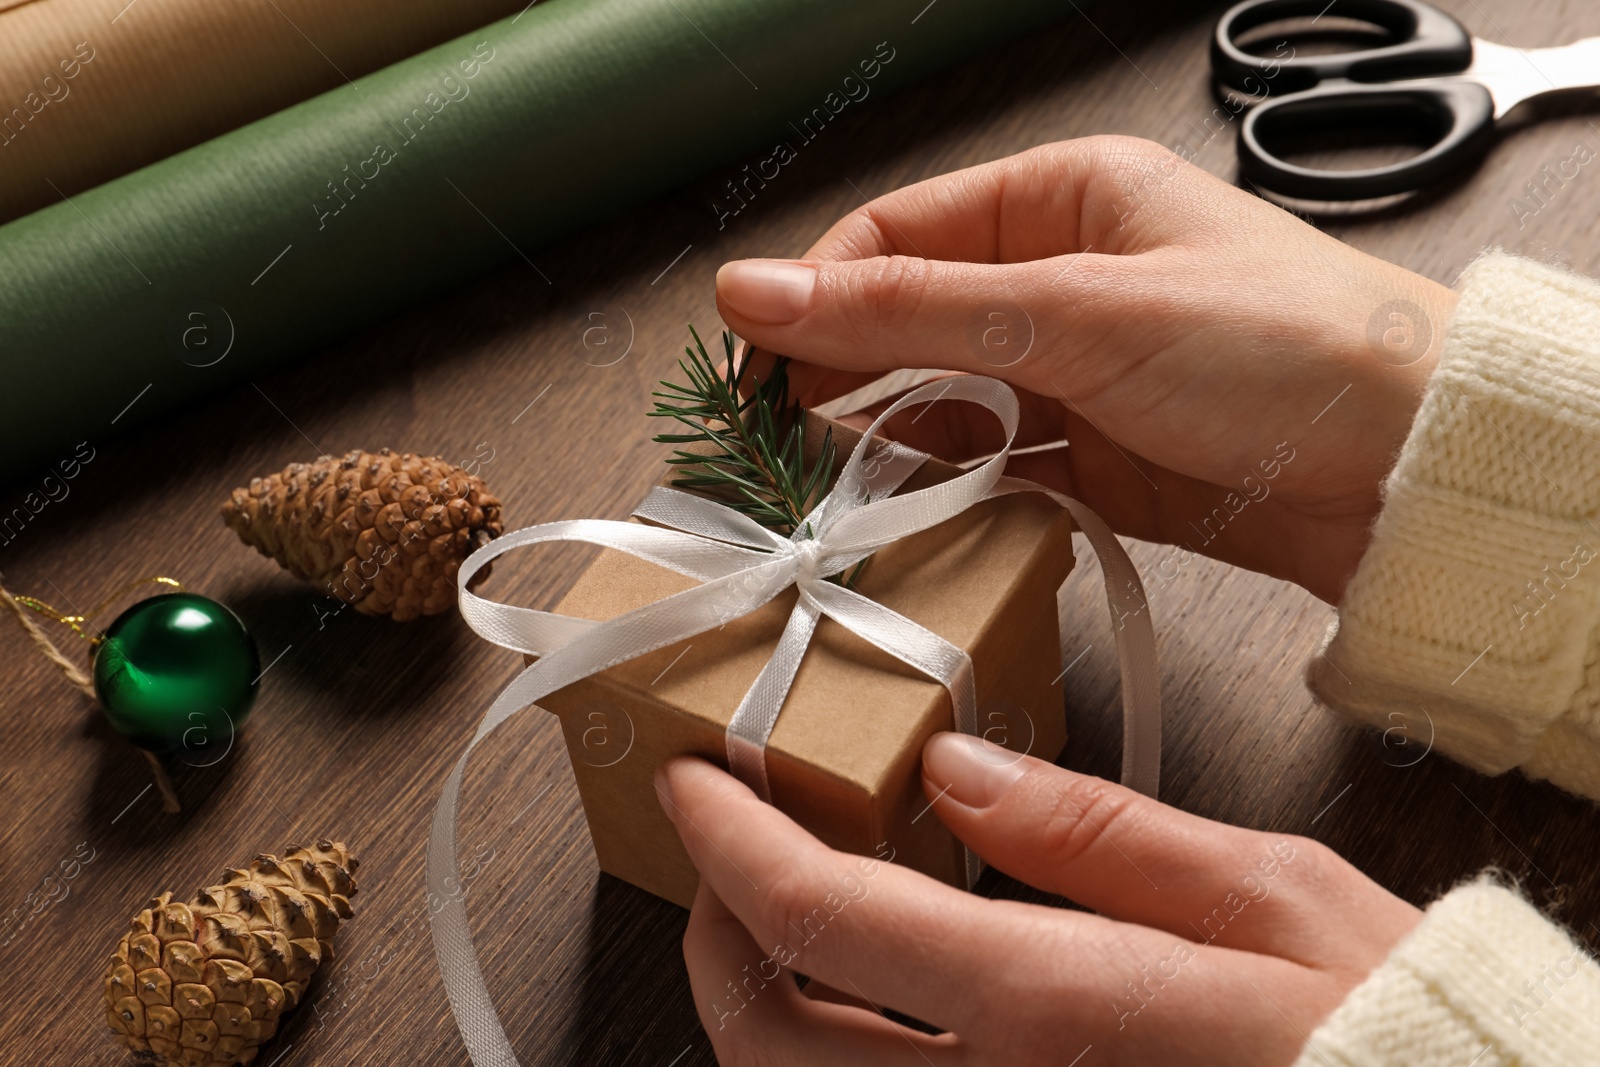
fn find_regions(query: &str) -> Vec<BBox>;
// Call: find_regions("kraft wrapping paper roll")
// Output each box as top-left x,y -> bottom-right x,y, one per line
0,0 -> 538,223
0,0 -> 1068,486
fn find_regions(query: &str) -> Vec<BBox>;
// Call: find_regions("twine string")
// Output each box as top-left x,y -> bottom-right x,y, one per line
2,584 -> 97,699
2,574 -> 186,813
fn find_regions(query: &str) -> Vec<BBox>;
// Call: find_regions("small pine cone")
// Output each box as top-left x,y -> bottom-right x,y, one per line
104,841 -> 358,1066
221,448 -> 503,621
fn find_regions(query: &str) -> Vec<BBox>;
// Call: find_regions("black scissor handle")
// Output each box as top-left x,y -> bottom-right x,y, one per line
1213,0 -> 1473,95
1238,79 -> 1495,199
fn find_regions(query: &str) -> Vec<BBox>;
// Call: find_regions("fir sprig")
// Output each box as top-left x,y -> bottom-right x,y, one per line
650,327 -> 836,538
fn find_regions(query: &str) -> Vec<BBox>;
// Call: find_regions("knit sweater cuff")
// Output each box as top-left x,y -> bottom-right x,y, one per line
1307,251 -> 1600,798
1294,878 -> 1600,1067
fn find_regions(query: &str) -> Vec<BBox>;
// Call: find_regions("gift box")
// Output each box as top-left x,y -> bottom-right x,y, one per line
536,414 -> 1076,907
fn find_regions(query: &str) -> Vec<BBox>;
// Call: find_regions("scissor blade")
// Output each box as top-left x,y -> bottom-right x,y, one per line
1467,37 -> 1600,118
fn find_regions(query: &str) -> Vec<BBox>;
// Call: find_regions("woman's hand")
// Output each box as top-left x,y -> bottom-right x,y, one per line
715,136 -> 1457,603
659,736 -> 1420,1065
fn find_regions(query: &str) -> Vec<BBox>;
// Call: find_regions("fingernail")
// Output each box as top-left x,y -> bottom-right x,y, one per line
924,732 -> 1027,809
717,260 -> 815,324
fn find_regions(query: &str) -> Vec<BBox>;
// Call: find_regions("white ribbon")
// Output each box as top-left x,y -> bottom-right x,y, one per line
430,375 -> 1161,1066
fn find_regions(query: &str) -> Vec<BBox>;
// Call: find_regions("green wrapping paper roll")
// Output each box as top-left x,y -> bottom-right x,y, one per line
0,0 -> 1068,486
0,0 -> 539,224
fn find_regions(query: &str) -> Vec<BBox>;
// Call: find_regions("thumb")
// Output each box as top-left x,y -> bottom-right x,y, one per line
715,254 -> 1127,387
919,732 -> 1416,969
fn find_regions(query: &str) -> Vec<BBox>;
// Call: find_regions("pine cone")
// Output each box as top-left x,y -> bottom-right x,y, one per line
221,448 -> 503,621
104,841 -> 358,1066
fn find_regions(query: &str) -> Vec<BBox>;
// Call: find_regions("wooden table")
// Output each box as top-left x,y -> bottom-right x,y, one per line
5,1 -> 1598,1062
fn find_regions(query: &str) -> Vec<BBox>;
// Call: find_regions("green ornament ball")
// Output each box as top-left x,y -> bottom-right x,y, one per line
91,593 -> 260,761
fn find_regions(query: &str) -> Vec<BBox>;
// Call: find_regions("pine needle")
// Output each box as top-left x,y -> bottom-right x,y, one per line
649,326 -> 841,545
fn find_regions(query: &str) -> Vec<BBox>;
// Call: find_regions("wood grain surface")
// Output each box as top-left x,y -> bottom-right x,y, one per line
4,1 -> 1598,1063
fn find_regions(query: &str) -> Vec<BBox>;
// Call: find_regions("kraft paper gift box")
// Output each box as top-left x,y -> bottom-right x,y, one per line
536,415 -> 1076,908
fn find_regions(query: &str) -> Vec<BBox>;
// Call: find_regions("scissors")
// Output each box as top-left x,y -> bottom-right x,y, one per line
1211,0 -> 1600,200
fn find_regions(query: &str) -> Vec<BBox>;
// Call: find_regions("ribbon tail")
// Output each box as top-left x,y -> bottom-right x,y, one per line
1058,497 -> 1160,798
428,662 -> 559,1067
435,558 -> 798,1066
985,476 -> 1160,797
430,754 -> 517,1066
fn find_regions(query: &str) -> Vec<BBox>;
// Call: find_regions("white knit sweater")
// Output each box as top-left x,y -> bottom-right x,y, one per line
1297,252 -> 1600,1065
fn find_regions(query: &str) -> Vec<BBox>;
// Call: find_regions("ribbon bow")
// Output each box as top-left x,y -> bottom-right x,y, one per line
430,375 -> 1161,1067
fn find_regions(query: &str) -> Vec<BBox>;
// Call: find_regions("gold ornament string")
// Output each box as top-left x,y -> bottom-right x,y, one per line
11,575 -> 183,646
1,574 -> 185,812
